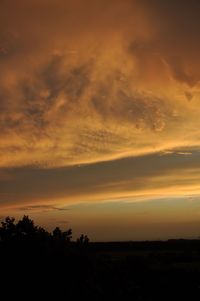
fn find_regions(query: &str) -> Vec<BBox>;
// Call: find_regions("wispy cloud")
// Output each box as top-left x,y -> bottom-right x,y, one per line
0,151 -> 200,210
16,205 -> 70,212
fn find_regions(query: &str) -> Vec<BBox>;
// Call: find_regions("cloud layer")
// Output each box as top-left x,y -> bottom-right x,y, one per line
0,151 -> 200,211
0,0 -> 200,168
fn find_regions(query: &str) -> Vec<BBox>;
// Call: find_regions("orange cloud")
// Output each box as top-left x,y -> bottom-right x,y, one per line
0,0 -> 200,168
0,1 -> 200,213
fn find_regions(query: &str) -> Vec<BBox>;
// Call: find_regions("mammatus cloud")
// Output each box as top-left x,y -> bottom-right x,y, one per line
0,0 -> 200,168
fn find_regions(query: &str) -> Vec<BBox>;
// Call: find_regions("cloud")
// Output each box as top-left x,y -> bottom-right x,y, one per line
0,0 -> 200,170
1,151 -> 200,211
16,205 -> 69,212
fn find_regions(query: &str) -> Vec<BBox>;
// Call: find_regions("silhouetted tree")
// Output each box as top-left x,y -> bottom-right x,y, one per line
16,215 -> 36,237
0,216 -> 89,250
53,227 -> 62,239
77,234 -> 89,245
63,228 -> 72,242
0,216 -> 16,241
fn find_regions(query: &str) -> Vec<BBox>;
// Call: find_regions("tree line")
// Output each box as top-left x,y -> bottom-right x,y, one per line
0,215 -> 89,245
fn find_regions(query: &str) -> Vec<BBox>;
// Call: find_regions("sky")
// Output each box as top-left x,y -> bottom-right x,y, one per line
1,0 -> 200,240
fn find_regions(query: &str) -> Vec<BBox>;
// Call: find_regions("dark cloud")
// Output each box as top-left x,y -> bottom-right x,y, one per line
0,150 -> 200,209
130,0 -> 200,86
16,205 -> 69,212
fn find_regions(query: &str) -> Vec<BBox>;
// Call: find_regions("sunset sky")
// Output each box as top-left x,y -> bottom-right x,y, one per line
1,0 -> 200,240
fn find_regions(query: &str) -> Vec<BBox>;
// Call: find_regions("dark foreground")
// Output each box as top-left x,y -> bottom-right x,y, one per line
1,216 -> 200,299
